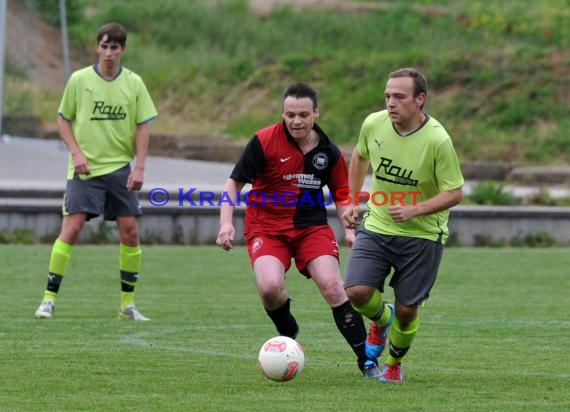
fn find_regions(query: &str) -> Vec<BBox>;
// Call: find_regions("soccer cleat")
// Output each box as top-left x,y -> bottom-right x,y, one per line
378,363 -> 403,383
35,300 -> 55,319
361,360 -> 381,378
119,305 -> 151,321
365,303 -> 395,359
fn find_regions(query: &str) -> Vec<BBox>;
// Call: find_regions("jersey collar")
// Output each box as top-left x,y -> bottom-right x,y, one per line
92,63 -> 123,81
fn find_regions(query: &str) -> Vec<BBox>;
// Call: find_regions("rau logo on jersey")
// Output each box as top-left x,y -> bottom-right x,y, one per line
375,156 -> 418,186
91,101 -> 127,120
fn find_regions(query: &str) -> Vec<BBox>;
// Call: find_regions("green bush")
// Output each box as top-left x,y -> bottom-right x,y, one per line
471,231 -> 558,248
469,181 -> 519,205
511,231 -> 556,247
0,229 -> 37,244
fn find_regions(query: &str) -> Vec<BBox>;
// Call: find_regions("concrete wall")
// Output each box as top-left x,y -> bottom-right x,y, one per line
1,199 -> 569,246
448,205 -> 570,246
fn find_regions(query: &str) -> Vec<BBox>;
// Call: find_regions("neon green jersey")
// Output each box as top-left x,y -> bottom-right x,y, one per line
357,110 -> 464,243
58,65 -> 157,179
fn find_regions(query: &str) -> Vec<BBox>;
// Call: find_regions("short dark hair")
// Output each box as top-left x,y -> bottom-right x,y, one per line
283,82 -> 318,110
97,22 -> 127,47
389,68 -> 428,97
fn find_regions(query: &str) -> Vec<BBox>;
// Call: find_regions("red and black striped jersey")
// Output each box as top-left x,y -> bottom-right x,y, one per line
230,121 -> 348,231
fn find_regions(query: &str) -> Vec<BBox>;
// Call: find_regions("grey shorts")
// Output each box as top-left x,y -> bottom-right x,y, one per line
63,164 -> 142,221
344,228 -> 444,306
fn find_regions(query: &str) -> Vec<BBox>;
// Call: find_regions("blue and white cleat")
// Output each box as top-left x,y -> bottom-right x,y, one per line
362,360 -> 381,378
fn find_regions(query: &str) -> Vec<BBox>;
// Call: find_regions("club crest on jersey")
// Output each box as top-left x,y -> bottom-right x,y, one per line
312,152 -> 328,170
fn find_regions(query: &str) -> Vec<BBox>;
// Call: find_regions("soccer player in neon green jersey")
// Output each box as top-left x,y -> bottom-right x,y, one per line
34,22 -> 157,321
342,68 -> 464,382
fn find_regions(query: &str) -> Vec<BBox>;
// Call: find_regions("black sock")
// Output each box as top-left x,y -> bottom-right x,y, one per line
332,300 -> 369,371
120,270 -> 138,292
265,298 -> 299,339
46,272 -> 63,294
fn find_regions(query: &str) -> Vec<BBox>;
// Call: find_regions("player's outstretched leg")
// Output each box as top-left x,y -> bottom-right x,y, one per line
332,300 -> 380,377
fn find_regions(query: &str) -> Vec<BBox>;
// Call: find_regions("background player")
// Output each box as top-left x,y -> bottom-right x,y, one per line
34,22 -> 157,321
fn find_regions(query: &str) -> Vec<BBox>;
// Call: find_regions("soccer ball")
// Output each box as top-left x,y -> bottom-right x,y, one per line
258,336 -> 305,382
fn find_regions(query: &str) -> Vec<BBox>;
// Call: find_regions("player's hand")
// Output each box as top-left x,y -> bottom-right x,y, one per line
343,206 -> 360,229
127,167 -> 144,191
72,152 -> 90,175
216,224 -> 235,251
388,205 -> 416,223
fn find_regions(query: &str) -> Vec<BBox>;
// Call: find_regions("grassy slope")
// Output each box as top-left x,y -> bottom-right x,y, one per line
10,0 -> 570,164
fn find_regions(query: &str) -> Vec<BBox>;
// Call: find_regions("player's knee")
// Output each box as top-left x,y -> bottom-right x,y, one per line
344,285 -> 370,307
119,224 -> 139,244
320,282 -> 347,306
394,303 -> 418,328
60,220 -> 85,243
258,282 -> 283,303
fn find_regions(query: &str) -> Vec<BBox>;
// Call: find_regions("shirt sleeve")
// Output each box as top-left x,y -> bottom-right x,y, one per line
135,78 -> 158,124
356,115 -> 371,160
435,138 -> 464,191
57,73 -> 78,121
230,135 -> 265,183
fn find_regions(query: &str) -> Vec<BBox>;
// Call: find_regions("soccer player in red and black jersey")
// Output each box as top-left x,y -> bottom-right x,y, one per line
217,83 -> 380,377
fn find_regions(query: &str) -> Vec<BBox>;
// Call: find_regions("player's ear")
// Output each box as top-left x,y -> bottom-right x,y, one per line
415,93 -> 426,108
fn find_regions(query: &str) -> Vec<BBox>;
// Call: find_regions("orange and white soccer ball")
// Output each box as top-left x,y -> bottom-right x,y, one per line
258,336 -> 305,382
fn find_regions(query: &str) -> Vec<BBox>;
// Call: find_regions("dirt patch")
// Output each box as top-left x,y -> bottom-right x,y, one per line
6,0 -> 85,90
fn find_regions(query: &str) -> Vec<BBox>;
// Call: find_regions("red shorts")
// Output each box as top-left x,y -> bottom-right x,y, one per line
245,225 -> 340,278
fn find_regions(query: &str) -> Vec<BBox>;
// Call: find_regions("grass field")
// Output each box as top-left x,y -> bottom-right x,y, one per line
1,245 -> 569,411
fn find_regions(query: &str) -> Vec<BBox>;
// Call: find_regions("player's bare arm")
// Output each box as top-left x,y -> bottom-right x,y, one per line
335,203 -> 356,247
389,187 -> 463,223
217,178 -> 246,251
343,147 -> 369,229
58,115 -> 90,175
127,123 -> 151,191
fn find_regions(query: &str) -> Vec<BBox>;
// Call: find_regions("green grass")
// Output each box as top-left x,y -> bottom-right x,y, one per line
1,245 -> 569,411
